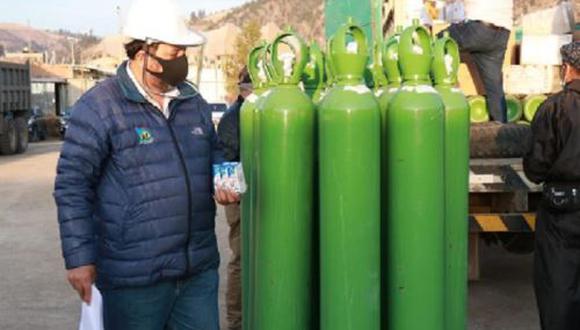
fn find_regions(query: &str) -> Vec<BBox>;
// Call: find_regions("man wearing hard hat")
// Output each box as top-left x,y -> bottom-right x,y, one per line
524,41 -> 580,330
53,0 -> 238,329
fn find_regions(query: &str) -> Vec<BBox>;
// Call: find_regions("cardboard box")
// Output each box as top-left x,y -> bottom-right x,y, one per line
432,22 -> 450,37
458,63 -> 482,96
504,31 -> 517,66
522,3 -> 575,36
521,34 -> 573,65
503,65 -> 562,95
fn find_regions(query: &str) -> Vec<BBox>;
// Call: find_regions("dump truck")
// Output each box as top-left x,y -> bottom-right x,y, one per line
0,61 -> 31,155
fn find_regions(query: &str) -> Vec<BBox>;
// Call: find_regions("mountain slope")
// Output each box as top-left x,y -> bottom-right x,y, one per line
0,23 -> 100,64
201,0 -> 325,45
0,23 -> 67,54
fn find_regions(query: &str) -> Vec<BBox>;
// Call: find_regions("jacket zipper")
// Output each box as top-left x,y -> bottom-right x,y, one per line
148,104 -> 193,275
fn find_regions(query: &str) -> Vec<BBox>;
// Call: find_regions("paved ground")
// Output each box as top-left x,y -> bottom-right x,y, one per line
0,141 -> 539,329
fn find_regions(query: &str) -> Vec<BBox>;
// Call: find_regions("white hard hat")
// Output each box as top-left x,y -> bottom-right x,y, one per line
123,0 -> 206,46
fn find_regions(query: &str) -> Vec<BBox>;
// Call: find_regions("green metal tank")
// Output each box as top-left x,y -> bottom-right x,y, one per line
523,94 -> 547,122
247,41 -> 277,329
378,37 -> 403,321
301,40 -> 326,330
319,21 -> 381,330
432,33 -> 470,330
303,42 -> 327,104
253,31 -> 315,330
386,21 -> 445,330
468,96 -> 489,123
506,95 -> 523,123
370,41 -> 389,94
240,43 -> 268,330
377,29 -> 403,114
524,94 -> 548,123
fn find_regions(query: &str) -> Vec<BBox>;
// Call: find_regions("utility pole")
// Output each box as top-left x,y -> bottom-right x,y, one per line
27,19 -> 32,52
116,6 -> 122,34
68,37 -> 76,65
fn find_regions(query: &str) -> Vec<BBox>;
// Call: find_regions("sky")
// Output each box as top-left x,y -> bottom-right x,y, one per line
0,0 -> 249,36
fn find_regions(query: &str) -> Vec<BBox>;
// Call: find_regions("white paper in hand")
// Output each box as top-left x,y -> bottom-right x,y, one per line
78,285 -> 103,330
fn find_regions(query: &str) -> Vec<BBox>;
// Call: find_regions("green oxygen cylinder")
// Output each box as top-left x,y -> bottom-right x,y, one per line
319,20 -> 381,330
378,28 -> 402,330
248,43 -> 276,328
386,21 -> 445,330
377,29 -> 403,113
301,41 -> 326,330
303,42 -> 327,104
523,94 -> 547,122
240,43 -> 268,330
505,95 -> 523,123
370,41 -> 389,94
432,33 -> 470,330
468,96 -> 489,123
253,31 -> 315,330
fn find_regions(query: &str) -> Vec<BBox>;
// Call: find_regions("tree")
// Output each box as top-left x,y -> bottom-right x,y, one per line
223,20 -> 262,98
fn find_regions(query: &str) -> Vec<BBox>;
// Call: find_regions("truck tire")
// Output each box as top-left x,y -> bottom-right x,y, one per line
0,118 -> 18,155
15,117 -> 28,154
29,125 -> 39,142
470,122 -> 531,159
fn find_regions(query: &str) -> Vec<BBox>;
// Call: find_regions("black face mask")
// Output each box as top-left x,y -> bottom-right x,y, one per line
146,52 -> 189,87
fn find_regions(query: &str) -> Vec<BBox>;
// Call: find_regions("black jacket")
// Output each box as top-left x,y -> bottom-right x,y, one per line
524,80 -> 580,330
217,95 -> 244,162
524,80 -> 580,184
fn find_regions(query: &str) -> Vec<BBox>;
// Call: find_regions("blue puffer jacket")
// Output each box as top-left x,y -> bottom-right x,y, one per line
54,62 -> 221,290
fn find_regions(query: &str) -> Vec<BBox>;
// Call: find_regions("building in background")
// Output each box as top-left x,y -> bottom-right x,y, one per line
194,21 -> 281,104
198,23 -> 241,103
30,63 -> 111,116
4,50 -> 45,64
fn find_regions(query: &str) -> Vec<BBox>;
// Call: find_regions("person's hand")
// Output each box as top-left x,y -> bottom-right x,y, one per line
215,188 -> 240,205
67,265 -> 96,304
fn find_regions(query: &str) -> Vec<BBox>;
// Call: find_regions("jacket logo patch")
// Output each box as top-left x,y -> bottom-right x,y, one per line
135,128 -> 154,144
192,127 -> 204,136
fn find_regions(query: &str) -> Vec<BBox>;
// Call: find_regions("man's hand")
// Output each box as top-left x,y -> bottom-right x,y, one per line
67,265 -> 96,304
215,188 -> 240,205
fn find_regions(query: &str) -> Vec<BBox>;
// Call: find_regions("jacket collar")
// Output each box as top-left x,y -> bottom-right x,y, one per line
566,80 -> 580,93
117,61 -> 199,104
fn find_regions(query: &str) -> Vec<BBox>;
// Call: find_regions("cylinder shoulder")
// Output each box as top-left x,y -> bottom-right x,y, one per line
435,87 -> 469,111
389,84 -> 445,111
319,85 -> 380,112
261,86 -> 315,112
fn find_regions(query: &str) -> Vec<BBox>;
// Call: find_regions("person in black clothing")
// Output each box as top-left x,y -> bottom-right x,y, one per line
218,68 -> 252,162
524,41 -> 580,330
217,67 -> 252,330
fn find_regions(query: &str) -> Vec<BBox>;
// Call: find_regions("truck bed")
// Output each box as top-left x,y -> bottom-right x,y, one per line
0,61 -> 31,114
469,158 -> 542,233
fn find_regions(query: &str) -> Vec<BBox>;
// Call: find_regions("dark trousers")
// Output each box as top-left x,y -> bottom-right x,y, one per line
101,269 -> 219,330
442,21 -> 510,123
534,206 -> 580,330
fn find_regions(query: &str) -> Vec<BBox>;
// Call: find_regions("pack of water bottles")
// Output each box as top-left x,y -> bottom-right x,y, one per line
213,162 -> 247,194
